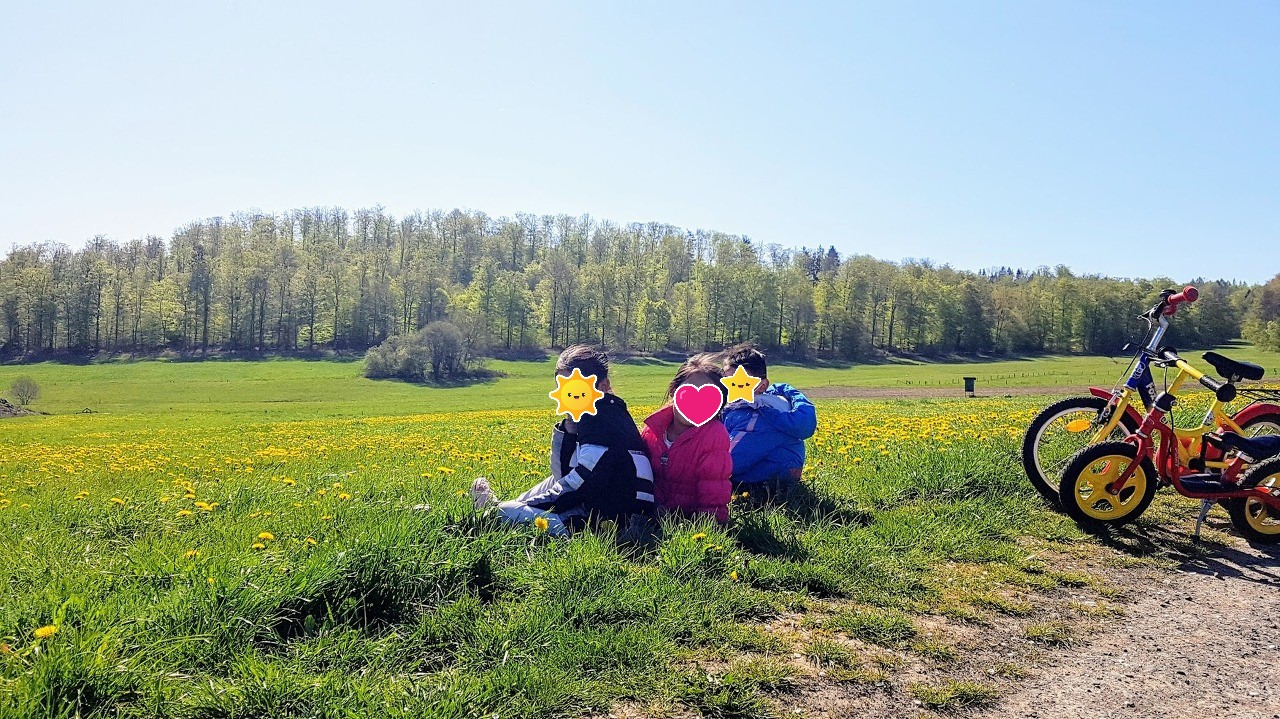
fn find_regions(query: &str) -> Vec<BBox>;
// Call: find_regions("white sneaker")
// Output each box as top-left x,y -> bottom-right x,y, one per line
470,477 -> 497,510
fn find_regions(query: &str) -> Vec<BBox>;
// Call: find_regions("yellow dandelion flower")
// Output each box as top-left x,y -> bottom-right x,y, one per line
332,482 -> 343,489
338,492 -> 352,501
33,625 -> 58,640
251,542 -> 266,551
207,577 -> 216,585
109,497 -> 126,506
730,571 -> 740,581
257,532 -> 275,541
176,509 -> 192,517
316,489 -> 327,496
282,478 -> 296,486
321,514 -> 334,521
740,491 -> 749,499
692,533 -> 707,541
304,537 -> 317,546
183,550 -> 200,559
534,516 -> 549,532
454,489 -> 466,496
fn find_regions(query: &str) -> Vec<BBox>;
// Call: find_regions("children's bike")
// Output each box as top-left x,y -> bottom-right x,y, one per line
1022,287 -> 1197,503
1057,348 -> 1280,542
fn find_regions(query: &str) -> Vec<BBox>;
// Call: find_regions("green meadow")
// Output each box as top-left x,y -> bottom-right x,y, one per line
1,348 -> 1275,717
3,343 -> 1277,420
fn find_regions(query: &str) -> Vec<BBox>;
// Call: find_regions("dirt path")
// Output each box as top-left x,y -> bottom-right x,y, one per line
977,541 -> 1280,719
800,385 -> 1086,399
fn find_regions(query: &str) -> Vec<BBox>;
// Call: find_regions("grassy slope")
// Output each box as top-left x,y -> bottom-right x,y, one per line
0,348 -> 1273,717
3,343 -> 1277,420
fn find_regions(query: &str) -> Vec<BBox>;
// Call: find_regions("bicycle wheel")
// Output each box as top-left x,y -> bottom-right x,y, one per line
1237,411 -> 1280,441
1022,395 -> 1138,505
1227,458 -> 1280,544
1058,441 -> 1159,530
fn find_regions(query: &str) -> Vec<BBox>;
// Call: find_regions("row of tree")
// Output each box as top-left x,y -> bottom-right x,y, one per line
0,206 -> 1273,361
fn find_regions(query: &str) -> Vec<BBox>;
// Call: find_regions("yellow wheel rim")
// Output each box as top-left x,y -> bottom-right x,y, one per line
1070,455 -> 1147,521
1244,473 -> 1280,536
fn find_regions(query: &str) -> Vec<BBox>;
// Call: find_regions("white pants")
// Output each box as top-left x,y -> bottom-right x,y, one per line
496,475 -> 586,538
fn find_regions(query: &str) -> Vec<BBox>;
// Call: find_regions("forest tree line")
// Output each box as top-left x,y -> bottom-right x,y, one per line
1,206 -> 1277,362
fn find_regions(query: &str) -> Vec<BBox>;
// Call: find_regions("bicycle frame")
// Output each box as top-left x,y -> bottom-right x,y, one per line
1086,315 -> 1166,443
1110,357 -> 1280,512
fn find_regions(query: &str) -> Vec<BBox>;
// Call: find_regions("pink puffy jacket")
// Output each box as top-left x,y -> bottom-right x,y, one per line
639,405 -> 734,523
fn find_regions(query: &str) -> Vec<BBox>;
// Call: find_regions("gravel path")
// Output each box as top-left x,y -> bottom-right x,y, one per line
977,542 -> 1280,719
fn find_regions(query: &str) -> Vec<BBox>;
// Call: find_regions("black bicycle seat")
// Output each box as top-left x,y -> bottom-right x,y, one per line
1212,431 -> 1280,461
1202,352 -> 1265,382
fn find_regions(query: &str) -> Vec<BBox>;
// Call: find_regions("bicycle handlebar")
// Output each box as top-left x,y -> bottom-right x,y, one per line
1163,286 -> 1198,315
1140,286 -> 1198,323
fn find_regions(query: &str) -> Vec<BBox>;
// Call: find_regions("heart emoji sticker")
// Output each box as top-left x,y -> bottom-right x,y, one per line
673,383 -> 724,427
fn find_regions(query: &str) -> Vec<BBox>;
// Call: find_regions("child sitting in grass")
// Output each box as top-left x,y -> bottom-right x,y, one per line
639,353 -> 733,523
720,342 -> 817,497
471,345 -> 655,537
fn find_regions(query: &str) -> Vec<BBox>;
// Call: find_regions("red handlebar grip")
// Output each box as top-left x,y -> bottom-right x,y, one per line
1164,286 -> 1198,315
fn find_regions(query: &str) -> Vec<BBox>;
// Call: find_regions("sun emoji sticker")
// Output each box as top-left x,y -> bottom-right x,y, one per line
720,365 -> 762,404
548,368 -> 605,421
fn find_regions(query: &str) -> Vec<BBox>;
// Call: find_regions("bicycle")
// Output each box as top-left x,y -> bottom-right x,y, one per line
1057,348 -> 1280,542
1021,287 -> 1280,504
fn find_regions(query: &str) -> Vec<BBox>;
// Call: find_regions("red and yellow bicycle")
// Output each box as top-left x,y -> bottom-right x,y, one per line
1057,348 -> 1280,543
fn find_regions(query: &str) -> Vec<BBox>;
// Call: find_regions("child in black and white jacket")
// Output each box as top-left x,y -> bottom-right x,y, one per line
472,345 -> 655,537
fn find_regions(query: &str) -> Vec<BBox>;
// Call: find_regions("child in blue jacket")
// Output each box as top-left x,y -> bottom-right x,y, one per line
720,343 -> 817,495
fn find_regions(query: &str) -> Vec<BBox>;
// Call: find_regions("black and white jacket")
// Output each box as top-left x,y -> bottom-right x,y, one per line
524,394 -> 656,521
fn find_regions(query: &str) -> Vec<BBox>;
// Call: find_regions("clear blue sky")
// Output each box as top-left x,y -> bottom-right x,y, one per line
2,1 -> 1276,281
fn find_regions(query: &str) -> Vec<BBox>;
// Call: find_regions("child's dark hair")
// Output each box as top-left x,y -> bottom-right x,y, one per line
556,344 -> 610,382
722,342 -> 767,379
666,353 -> 726,402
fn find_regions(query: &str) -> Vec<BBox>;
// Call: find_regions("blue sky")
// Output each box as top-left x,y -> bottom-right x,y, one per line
2,1 -> 1276,281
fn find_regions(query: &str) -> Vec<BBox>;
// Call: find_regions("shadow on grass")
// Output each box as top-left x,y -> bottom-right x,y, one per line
1090,518 -> 1280,587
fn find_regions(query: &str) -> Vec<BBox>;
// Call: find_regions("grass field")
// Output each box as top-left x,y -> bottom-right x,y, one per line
3,343 -> 1278,419
1,350 -> 1275,718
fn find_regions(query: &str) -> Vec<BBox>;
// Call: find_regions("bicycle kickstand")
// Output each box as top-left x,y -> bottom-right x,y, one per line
1193,499 -> 1214,542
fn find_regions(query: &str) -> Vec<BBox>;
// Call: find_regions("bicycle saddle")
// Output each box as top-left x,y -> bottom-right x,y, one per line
1212,432 -> 1280,462
1202,352 -> 1265,382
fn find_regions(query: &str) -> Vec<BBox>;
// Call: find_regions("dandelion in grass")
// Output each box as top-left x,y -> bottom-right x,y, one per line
730,571 -> 740,581
110,497 -> 126,506
338,492 -> 352,500
176,509 -> 192,517
183,550 -> 199,559
251,542 -> 266,551
303,537 -> 317,546
282,478 -> 296,486
33,625 -> 58,640
257,532 -> 274,541
534,516 -> 549,532
692,533 -> 707,541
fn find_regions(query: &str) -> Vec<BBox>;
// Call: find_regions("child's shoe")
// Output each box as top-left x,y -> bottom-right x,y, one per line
470,477 -> 497,510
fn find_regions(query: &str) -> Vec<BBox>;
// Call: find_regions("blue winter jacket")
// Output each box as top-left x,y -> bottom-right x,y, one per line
722,383 -> 817,485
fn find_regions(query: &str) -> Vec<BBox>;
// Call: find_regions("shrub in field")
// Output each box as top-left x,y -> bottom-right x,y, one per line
363,321 -> 482,381
9,376 -> 38,406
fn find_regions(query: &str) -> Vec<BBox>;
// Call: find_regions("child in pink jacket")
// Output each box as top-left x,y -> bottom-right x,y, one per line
640,354 -> 734,523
